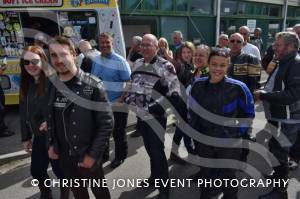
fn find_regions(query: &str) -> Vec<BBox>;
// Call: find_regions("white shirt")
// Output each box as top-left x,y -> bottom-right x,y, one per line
242,43 -> 261,60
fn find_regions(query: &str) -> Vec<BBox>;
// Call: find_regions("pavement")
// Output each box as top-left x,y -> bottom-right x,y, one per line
0,107 -> 139,166
1,79 -> 300,198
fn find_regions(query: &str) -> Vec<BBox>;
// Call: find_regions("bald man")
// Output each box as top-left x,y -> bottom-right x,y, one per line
125,34 -> 181,199
79,40 -> 92,53
76,40 -> 100,70
239,26 -> 261,60
228,33 -> 261,93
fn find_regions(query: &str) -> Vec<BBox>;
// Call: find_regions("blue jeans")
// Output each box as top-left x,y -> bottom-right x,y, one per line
139,116 -> 169,191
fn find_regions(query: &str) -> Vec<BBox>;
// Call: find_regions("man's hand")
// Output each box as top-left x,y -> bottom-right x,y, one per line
39,122 -> 47,132
22,140 -> 32,154
78,154 -> 95,169
48,146 -> 59,159
253,90 -> 266,101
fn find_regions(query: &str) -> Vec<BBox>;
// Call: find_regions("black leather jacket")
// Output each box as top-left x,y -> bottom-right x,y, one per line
261,52 -> 300,121
20,80 -> 48,141
47,69 -> 114,161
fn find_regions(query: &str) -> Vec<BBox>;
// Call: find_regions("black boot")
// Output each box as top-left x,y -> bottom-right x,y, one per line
38,185 -> 52,199
259,164 -> 289,199
259,189 -> 288,199
158,190 -> 169,199
169,152 -> 186,164
110,158 -> 125,168
59,187 -> 70,199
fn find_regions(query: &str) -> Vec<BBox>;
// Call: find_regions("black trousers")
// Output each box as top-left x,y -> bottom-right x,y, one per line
290,130 -> 300,161
31,135 -> 64,186
112,111 -> 128,160
267,121 -> 300,191
0,86 -> 6,131
139,116 -> 169,193
60,156 -> 110,199
195,142 -> 242,199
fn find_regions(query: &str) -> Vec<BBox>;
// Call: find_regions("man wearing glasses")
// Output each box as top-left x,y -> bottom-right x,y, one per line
227,33 -> 260,166
125,34 -> 181,199
254,31 -> 300,199
228,33 -> 261,93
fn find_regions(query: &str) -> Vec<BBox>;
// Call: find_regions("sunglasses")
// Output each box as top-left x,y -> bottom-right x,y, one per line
22,59 -> 40,66
230,40 -> 242,44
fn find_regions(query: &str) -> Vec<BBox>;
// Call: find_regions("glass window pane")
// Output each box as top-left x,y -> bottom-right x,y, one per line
161,0 -> 173,11
59,11 -> 98,43
145,0 -> 158,10
191,0 -> 213,14
176,0 -> 187,11
253,4 -> 265,15
261,5 -> 268,15
118,0 -> 122,10
287,7 -> 295,17
126,0 -> 141,10
221,0 -> 237,15
295,8 -> 300,17
269,5 -> 280,17
238,2 -> 255,15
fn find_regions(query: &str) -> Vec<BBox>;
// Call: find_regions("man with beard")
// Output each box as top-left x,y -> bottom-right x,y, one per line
47,36 -> 113,199
254,32 -> 300,199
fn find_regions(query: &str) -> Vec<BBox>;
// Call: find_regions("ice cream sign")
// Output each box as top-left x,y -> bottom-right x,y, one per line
0,0 -> 63,7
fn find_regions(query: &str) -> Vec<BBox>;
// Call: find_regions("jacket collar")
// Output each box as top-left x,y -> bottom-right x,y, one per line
279,52 -> 298,65
48,69 -> 85,105
144,55 -> 158,64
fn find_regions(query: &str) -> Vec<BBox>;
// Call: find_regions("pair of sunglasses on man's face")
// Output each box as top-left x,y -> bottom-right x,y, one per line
22,58 -> 40,66
230,40 -> 242,44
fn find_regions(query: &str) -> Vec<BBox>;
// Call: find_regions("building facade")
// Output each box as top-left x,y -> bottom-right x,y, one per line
119,0 -> 300,54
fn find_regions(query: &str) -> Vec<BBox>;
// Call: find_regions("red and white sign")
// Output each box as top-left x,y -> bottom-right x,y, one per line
0,0 -> 62,7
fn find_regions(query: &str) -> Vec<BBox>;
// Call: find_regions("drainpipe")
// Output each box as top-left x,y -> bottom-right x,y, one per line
216,0 -> 221,45
282,0 -> 288,31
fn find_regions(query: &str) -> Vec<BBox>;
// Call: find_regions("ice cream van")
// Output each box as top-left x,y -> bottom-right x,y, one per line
0,0 -> 125,104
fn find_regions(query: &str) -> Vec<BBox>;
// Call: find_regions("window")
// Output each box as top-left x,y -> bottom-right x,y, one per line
269,5 -> 281,17
238,2 -> 254,15
144,0 -> 158,10
118,0 -> 122,10
59,11 -> 98,44
260,5 -> 268,15
161,0 -> 173,11
287,7 -> 295,17
295,8 -> 300,17
191,0 -> 213,14
126,0 -> 141,10
253,4 -> 267,15
176,0 -> 187,11
221,0 -> 237,15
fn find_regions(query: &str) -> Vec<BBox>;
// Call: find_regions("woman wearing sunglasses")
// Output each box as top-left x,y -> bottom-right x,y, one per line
20,46 -> 68,199
189,48 -> 255,199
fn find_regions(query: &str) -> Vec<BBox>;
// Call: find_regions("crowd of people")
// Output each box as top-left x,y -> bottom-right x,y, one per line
16,23 -> 300,199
